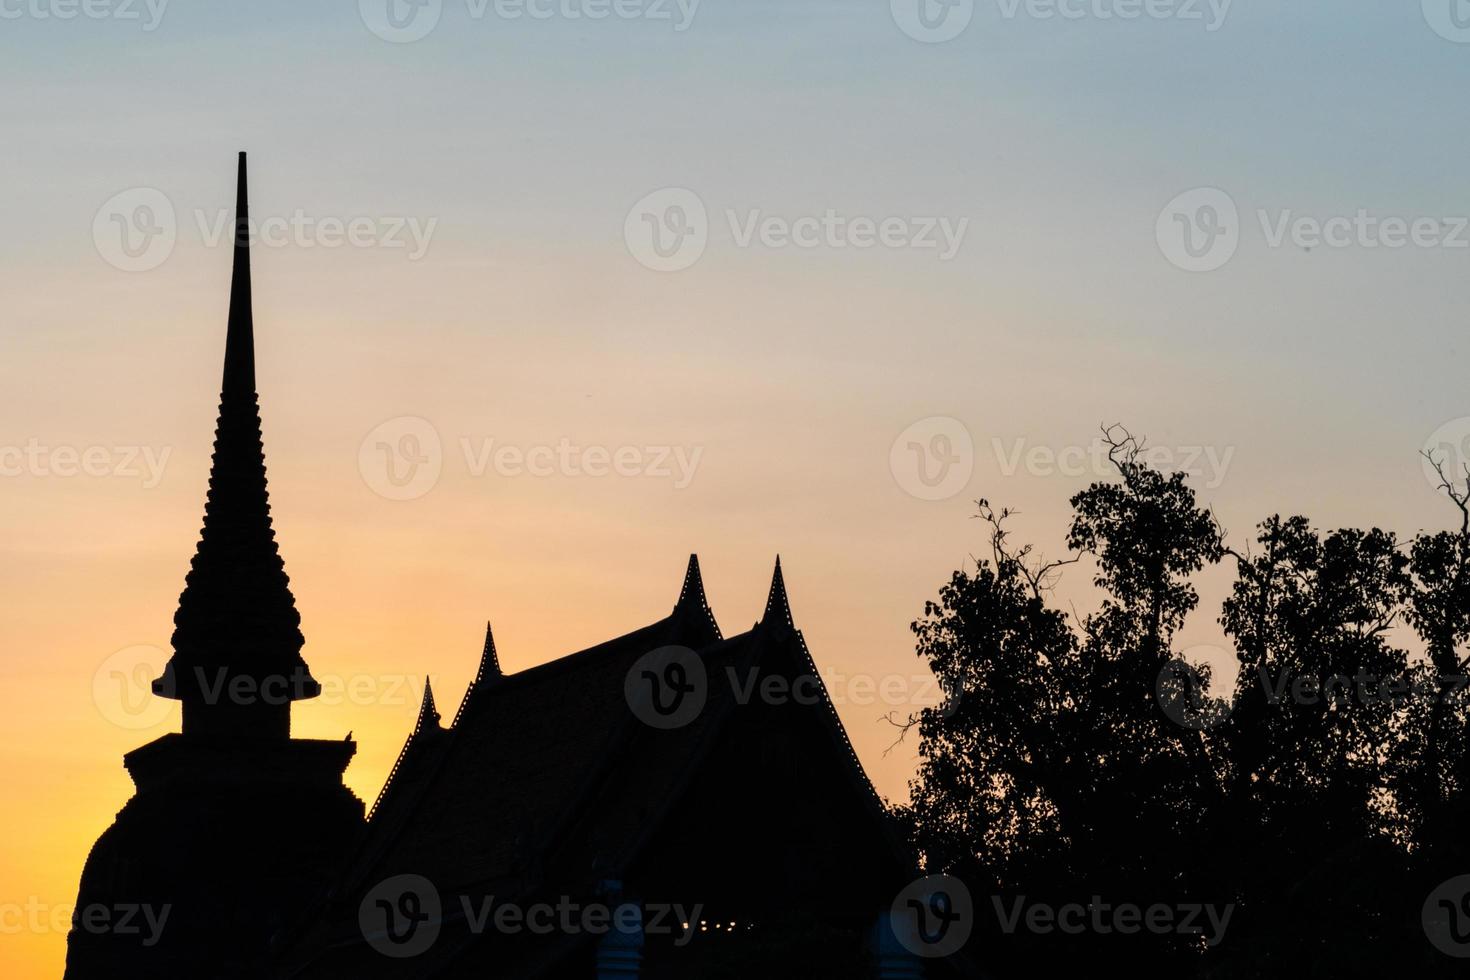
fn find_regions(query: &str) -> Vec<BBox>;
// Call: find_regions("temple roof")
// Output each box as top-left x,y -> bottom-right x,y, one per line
279,557 -> 908,978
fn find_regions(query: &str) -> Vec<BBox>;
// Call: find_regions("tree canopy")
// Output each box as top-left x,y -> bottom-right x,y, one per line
901,427 -> 1470,977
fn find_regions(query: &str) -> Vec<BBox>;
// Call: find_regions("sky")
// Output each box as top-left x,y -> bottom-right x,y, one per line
3,0 -> 1470,975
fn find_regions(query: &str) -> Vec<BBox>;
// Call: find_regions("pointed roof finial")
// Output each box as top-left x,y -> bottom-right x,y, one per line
673,553 -> 723,642
223,151 -> 255,396
414,677 -> 442,735
761,555 -> 793,629
368,676 -> 445,821
451,620 -> 503,728
476,620 -> 502,685
675,554 -> 708,613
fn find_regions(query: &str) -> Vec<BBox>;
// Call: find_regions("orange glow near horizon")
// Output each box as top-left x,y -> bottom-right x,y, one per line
4,237 -> 1464,974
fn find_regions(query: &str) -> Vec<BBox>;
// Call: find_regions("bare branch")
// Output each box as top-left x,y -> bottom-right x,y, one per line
975,497 -> 1078,599
1423,449 -> 1470,535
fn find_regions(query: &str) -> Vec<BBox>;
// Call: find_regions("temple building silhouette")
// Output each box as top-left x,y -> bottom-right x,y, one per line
67,156 -> 958,979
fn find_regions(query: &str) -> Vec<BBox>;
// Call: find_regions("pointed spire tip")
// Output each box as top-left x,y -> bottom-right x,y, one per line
223,152 -> 255,395
676,553 -> 708,611
480,619 -> 501,675
415,676 -> 441,733
762,554 -> 792,628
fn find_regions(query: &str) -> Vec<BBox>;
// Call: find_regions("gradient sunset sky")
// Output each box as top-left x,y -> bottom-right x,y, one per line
4,1 -> 1470,975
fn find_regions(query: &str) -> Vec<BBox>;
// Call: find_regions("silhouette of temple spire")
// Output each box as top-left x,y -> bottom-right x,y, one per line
415,677 -> 442,735
674,553 -> 710,614
368,676 -> 445,821
153,152 -> 320,738
451,621 -> 502,728
475,621 -> 502,686
761,555 -> 794,629
673,553 -> 723,642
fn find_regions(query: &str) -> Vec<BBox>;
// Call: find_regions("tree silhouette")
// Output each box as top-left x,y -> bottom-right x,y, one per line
902,427 -> 1470,977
